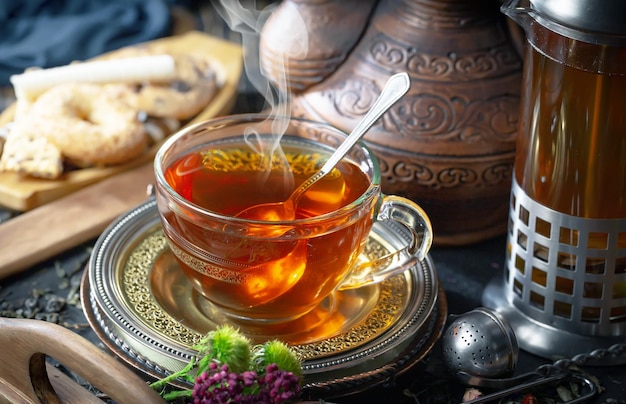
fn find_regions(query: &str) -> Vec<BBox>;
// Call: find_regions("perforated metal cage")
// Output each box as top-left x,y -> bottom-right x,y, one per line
503,179 -> 626,337
482,180 -> 626,364
505,181 -> 626,336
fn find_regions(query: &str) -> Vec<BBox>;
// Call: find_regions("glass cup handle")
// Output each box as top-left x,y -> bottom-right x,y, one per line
338,195 -> 433,290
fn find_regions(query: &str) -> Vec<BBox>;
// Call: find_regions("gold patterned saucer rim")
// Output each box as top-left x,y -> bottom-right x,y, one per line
124,229 -> 405,352
81,267 -> 448,398
85,198 -> 441,379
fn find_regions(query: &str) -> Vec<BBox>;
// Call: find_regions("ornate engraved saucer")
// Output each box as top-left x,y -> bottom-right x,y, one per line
82,198 -> 446,399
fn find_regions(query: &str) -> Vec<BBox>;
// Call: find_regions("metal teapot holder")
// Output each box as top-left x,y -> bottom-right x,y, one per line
484,179 -> 626,364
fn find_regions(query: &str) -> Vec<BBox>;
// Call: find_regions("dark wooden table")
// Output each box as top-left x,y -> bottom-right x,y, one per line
1,5 -> 625,400
2,197 -> 625,403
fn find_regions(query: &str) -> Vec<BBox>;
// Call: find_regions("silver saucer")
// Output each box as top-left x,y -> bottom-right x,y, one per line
83,198 -> 446,398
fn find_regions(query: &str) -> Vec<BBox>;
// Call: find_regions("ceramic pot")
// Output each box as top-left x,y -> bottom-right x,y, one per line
260,0 -> 523,245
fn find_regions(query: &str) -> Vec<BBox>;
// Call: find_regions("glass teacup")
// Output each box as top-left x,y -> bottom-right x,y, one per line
154,114 -> 432,334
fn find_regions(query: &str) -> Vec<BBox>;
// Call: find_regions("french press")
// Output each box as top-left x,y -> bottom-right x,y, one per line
484,0 -> 626,362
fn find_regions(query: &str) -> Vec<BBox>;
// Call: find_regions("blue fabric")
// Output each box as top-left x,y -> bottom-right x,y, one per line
0,0 -> 173,86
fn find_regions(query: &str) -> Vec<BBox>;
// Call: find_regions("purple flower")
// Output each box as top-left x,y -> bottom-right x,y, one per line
191,362 -> 300,404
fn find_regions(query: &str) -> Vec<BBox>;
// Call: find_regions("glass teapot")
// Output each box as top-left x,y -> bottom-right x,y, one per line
484,0 -> 626,360
503,0 -> 626,220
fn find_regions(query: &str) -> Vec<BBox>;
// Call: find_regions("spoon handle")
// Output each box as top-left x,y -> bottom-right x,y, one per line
296,72 -> 411,195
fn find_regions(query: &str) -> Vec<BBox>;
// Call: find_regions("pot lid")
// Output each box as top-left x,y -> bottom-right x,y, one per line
530,0 -> 626,37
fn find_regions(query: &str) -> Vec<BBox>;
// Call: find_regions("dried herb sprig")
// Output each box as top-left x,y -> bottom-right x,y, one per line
149,325 -> 302,403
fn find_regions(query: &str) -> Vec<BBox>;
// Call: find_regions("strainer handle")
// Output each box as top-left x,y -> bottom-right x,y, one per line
462,372 -> 597,404
456,370 -> 541,389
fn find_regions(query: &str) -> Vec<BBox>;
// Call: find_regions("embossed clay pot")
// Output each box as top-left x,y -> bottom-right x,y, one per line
260,0 -> 523,245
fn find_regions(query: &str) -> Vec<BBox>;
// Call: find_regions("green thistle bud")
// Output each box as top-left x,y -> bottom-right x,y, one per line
193,325 -> 252,374
253,340 -> 302,377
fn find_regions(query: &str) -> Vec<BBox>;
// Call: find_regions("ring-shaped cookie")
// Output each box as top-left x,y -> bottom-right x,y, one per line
127,52 -> 219,120
103,47 -> 220,120
20,83 -> 146,166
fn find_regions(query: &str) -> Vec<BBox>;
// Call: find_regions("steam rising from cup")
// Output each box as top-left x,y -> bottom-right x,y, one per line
212,0 -> 309,192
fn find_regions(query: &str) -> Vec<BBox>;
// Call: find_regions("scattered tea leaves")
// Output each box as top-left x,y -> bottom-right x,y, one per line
0,245 -> 91,325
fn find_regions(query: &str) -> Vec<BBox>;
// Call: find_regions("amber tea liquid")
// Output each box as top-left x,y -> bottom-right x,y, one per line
514,43 -> 626,317
515,44 -> 626,220
161,138 -> 374,323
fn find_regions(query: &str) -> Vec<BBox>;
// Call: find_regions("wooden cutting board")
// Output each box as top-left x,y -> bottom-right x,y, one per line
0,162 -> 155,280
0,31 -> 243,212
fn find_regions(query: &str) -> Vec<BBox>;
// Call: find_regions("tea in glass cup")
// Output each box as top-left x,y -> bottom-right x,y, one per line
154,114 -> 432,333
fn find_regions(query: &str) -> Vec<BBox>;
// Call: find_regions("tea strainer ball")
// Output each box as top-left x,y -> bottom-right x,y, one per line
442,307 -> 519,379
